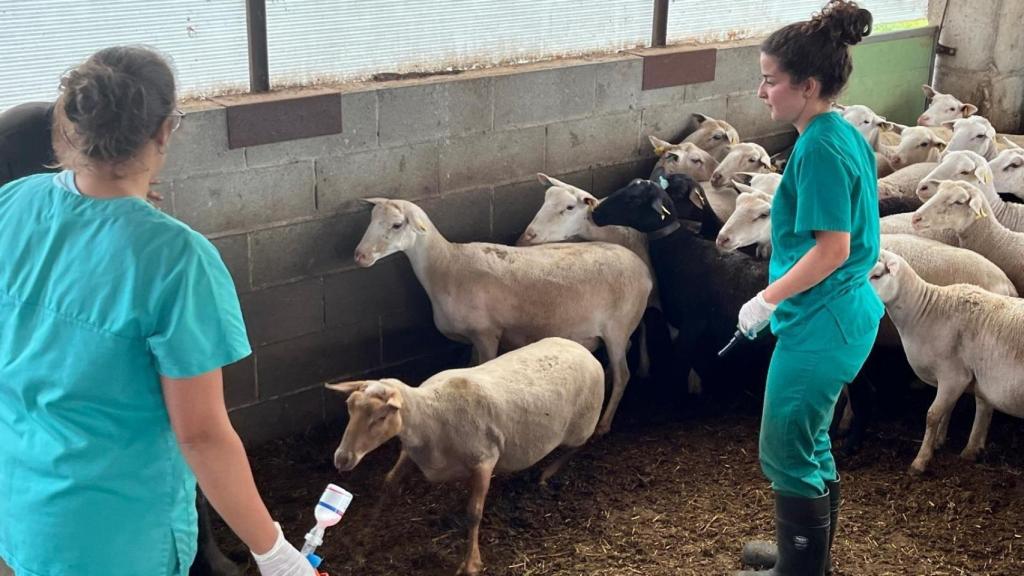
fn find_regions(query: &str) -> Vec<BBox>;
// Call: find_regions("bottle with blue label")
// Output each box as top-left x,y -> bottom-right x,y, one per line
300,483 -> 353,573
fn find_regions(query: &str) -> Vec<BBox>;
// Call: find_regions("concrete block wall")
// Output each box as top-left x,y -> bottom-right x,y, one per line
161,41 -> 795,446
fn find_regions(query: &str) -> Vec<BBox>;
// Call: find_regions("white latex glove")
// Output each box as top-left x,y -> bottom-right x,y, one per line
252,522 -> 317,576
737,290 -> 777,339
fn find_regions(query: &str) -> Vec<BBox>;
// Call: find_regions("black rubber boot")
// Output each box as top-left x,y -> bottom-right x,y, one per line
741,480 -> 841,574
735,490 -> 831,576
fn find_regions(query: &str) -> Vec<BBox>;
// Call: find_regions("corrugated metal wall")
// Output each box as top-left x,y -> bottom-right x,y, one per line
0,0 -> 249,111
0,0 -> 928,112
666,0 -> 929,43
265,0 -> 654,86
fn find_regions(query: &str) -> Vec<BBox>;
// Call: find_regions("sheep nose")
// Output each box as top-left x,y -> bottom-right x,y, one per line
517,230 -> 536,246
890,155 -> 902,165
917,115 -> 929,125
353,250 -> 371,267
710,173 -> 723,187
911,214 -> 923,226
716,235 -> 729,247
334,450 -> 356,472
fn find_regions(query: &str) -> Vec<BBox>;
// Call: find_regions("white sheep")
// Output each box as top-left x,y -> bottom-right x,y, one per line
876,162 -> 939,199
648,137 -> 719,182
327,337 -> 605,576
915,150 -> 1024,232
715,190 -> 773,258
989,140 -> 1024,201
918,84 -> 978,126
912,180 -> 1024,294
732,172 -> 782,196
354,198 -> 651,434
708,142 -> 773,189
680,113 -> 741,161
943,116 -> 1003,160
869,250 -> 1024,474
888,127 -> 947,170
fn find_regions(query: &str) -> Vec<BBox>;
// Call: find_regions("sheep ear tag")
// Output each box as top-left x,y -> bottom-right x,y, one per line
654,146 -> 667,156
414,218 -> 428,232
657,176 -> 669,190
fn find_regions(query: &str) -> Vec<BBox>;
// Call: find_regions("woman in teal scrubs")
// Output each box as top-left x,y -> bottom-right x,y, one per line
734,2 -> 883,575
0,47 -> 314,576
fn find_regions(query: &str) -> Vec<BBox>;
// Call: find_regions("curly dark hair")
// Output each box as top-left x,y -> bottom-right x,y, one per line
54,46 -> 176,167
761,0 -> 873,100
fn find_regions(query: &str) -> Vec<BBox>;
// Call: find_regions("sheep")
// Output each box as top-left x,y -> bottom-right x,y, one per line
989,141 -> 1024,201
837,104 -> 901,176
327,337 -> 605,576
876,162 -> 939,199
648,137 -> 718,182
353,198 -> 651,434
888,127 -> 947,170
918,84 -> 978,126
915,150 -> 1024,232
732,172 -> 782,196
716,190 -> 773,258
943,116 -> 1004,160
868,250 -> 1024,474
708,142 -> 773,189
674,112 -> 741,161
912,180 -> 1024,294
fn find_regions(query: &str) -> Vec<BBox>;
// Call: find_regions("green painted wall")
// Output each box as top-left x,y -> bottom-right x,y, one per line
843,29 -> 935,125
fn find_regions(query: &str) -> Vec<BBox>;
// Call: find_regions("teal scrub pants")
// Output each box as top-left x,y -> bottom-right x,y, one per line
759,323 -> 877,498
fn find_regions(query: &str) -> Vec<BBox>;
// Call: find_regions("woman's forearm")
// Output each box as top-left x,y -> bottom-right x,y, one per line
763,235 -> 849,304
179,427 -> 279,554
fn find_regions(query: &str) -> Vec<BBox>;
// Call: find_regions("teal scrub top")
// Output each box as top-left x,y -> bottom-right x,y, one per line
768,111 -> 884,349
0,172 -> 251,576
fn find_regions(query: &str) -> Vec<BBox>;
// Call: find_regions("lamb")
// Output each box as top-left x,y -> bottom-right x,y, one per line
869,250 -> 1024,474
648,137 -> 718,182
915,150 -> 1024,232
917,84 -> 978,126
716,190 -> 773,258
876,162 -> 939,200
989,141 -> 1024,201
732,172 -> 782,196
888,127 -> 947,170
709,142 -> 773,189
655,113 -> 740,161
353,198 -> 651,434
327,337 -> 605,576
943,116 -> 1004,160
912,180 -> 1024,294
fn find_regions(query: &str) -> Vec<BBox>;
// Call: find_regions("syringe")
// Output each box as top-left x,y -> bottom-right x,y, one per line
300,483 -> 353,572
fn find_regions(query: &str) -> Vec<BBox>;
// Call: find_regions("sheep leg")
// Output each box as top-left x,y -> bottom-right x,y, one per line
457,461 -> 495,576
539,446 -> 582,485
371,450 -> 414,520
935,410 -> 952,450
635,319 -> 651,379
595,333 -> 631,436
910,377 -> 970,475
961,396 -> 994,462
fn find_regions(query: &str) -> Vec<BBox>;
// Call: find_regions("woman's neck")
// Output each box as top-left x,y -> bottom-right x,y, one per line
74,166 -> 152,200
793,100 -> 834,134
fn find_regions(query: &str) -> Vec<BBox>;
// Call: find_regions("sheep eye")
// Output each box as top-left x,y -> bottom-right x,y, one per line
566,205 -> 575,211
975,134 -> 985,139
692,158 -> 703,165
949,108 -> 956,112
920,142 -> 929,148
392,222 -> 403,230
959,170 -> 971,176
712,133 -> 724,140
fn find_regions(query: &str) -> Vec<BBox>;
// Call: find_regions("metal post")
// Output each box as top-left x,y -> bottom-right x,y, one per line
246,0 -> 270,92
652,0 -> 669,47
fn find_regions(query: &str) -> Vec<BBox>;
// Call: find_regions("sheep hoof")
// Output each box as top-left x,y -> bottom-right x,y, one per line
594,423 -> 612,436
908,461 -> 928,476
960,448 -> 981,462
456,559 -> 483,576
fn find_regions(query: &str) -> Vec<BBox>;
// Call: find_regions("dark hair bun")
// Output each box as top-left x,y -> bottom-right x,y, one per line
810,0 -> 873,46
57,46 -> 176,164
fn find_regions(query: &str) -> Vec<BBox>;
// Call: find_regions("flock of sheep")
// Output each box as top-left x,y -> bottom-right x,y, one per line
322,84 -> 1024,575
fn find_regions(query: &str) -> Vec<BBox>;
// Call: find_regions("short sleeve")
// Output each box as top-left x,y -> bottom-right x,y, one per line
147,232 -> 251,378
794,146 -> 853,234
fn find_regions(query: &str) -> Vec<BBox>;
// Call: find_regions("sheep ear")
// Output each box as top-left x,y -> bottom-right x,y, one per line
759,155 -> 773,170
692,113 -> 710,124
648,135 -> 672,156
934,139 -> 947,151
1002,136 -> 1023,150
962,103 -> 978,117
651,197 -> 671,219
583,196 -> 598,209
732,172 -> 755,185
325,381 -> 369,395
832,102 -> 848,111
413,217 -> 428,233
921,84 -> 937,99
968,191 -> 987,219
362,197 -> 388,206
728,130 -> 740,145
941,119 -> 958,129
536,173 -> 556,187
733,181 -> 757,195
974,163 -> 992,185
918,179 -> 940,201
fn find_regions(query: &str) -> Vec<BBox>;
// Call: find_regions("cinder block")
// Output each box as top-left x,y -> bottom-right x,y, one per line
380,304 -> 455,365
162,106 -> 246,180
256,320 -> 380,398
592,161 -> 657,198
545,111 -> 642,174
211,234 -> 251,294
324,258 -> 429,328
991,75 -> 1024,132
229,387 -> 325,447
251,209 -> 371,287
595,57 -> 643,113
726,92 -> 787,139
418,187 -> 493,243
173,161 -> 315,235
318,141 -> 439,214
494,65 -> 596,128
640,97 -> 728,153
995,5 -> 1024,74
687,43 -> 763,102
239,278 -> 324,347
244,90 -> 379,167
223,355 -> 257,410
749,130 -> 797,157
492,170 -> 592,245
439,126 -> 545,191
378,78 -> 493,146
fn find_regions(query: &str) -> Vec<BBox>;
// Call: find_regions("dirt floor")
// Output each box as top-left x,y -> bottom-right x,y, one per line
217,380 -> 1024,576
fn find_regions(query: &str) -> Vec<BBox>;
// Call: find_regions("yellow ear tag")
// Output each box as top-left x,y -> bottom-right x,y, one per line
983,171 -> 992,184
414,218 -> 428,232
654,146 -> 666,156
